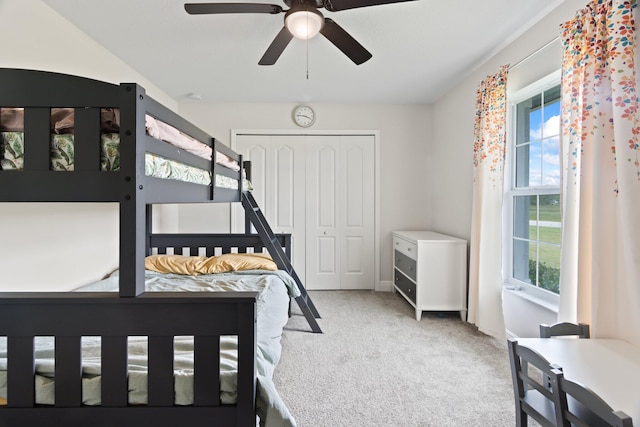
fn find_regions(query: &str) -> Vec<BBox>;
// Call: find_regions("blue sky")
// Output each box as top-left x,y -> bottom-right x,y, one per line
527,99 -> 561,186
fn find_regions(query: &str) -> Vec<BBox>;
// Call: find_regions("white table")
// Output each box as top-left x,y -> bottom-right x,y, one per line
518,338 -> 640,422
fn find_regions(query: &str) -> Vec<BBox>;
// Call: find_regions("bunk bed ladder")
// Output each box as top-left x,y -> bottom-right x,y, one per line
241,192 -> 322,333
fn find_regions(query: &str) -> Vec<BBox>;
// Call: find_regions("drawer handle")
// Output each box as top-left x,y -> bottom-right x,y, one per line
408,248 -> 411,251
409,267 -> 414,271
395,277 -> 399,281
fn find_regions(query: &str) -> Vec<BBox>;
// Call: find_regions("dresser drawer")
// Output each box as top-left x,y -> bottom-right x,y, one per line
394,268 -> 416,304
394,250 -> 417,281
393,237 -> 417,260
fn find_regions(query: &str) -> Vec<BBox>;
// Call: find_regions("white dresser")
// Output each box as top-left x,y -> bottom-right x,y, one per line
392,231 -> 467,321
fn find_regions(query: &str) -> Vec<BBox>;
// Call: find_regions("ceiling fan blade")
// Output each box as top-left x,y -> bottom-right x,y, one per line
319,18 -> 372,65
185,3 -> 283,14
323,0 -> 417,12
259,26 -> 294,65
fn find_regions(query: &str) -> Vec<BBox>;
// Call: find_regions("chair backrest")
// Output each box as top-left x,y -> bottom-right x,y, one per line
540,322 -> 590,338
549,369 -> 633,427
507,338 -> 564,427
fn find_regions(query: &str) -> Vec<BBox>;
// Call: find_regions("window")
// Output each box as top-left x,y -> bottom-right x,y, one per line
506,73 -> 561,299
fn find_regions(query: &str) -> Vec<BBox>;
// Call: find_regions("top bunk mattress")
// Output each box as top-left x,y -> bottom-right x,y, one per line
0,108 -> 249,190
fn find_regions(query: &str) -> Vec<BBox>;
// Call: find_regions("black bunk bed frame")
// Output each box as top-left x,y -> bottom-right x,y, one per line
0,68 -> 320,426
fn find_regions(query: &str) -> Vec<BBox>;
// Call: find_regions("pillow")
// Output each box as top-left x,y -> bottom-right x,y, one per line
0,108 -> 24,132
145,253 -> 277,275
51,108 -> 74,135
101,108 -> 120,133
145,254 -> 208,275
200,253 -> 277,274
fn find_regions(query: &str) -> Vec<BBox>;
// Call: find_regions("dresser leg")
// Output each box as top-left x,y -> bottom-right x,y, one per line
415,309 -> 422,321
460,310 -> 467,322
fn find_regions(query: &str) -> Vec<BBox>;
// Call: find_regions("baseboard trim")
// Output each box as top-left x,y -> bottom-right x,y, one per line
377,280 -> 393,292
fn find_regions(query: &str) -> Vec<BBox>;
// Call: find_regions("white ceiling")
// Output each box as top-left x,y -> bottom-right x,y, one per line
43,0 -> 566,104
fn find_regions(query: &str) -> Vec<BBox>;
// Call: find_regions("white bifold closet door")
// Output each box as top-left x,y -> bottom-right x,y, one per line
234,133 -> 374,290
305,135 -> 374,290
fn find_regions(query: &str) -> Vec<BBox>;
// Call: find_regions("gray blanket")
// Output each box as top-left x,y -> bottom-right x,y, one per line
0,269 -> 299,427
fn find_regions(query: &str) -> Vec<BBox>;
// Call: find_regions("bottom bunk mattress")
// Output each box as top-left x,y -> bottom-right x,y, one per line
0,267 -> 299,427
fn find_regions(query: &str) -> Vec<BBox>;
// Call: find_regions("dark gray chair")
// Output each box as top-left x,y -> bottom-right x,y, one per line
539,322 -> 590,339
549,368 -> 633,427
507,338 -> 564,427
539,322 -> 590,388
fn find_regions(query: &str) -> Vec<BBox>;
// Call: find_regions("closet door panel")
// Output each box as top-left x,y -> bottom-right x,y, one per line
345,236 -> 364,272
317,237 -> 337,272
345,145 -> 365,228
273,145 -> 295,230
340,136 -> 375,289
247,144 -> 268,212
270,138 -> 306,276
317,145 -> 338,228
306,136 -> 340,290
233,136 -> 268,234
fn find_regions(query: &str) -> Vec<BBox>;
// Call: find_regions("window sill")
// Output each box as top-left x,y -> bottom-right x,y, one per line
503,285 -> 558,313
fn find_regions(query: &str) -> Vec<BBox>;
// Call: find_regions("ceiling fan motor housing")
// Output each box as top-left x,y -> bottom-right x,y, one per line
283,0 -> 325,8
284,0 -> 326,40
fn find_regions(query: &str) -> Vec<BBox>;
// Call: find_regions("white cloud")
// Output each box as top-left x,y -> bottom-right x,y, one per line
543,153 -> 559,167
543,169 -> 560,186
530,114 -> 560,140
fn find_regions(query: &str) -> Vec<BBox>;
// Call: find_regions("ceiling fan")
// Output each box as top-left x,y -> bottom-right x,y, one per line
185,0 -> 417,65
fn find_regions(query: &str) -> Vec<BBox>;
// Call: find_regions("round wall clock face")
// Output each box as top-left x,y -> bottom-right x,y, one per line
293,105 -> 315,127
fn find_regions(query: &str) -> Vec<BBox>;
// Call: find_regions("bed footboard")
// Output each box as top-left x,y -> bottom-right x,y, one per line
0,292 -> 257,427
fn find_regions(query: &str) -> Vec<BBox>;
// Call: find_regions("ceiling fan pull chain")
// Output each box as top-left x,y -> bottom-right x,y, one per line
306,12 -> 310,79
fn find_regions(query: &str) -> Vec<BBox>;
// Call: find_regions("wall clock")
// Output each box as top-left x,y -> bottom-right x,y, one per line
292,105 -> 315,128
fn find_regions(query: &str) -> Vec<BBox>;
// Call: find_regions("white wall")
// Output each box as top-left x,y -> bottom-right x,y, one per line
430,0 -> 589,337
0,0 -> 178,290
176,102 -> 432,284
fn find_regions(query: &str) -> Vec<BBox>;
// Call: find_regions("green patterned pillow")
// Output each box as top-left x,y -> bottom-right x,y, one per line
0,132 -> 24,170
50,134 -> 74,171
101,133 -> 120,171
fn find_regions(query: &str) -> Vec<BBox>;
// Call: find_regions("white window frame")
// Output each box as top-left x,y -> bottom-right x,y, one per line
504,70 -> 561,307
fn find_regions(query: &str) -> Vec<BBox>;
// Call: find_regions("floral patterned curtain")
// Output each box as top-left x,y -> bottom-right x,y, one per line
468,65 -> 509,339
559,0 -> 640,345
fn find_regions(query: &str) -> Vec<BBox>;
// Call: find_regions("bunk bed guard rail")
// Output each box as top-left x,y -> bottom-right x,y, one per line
0,291 -> 258,427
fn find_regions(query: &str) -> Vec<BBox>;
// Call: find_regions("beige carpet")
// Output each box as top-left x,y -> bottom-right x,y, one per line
273,290 -> 516,427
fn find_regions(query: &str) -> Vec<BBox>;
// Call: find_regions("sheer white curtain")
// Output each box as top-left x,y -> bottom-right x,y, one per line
468,65 -> 509,340
559,0 -> 640,345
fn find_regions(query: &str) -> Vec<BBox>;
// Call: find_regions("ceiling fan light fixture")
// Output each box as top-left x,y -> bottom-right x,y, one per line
285,8 -> 324,40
